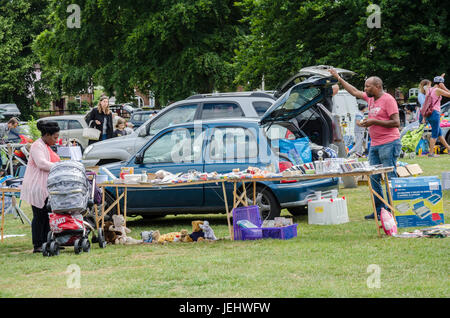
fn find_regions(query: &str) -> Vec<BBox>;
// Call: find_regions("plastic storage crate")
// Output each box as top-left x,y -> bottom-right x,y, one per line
262,224 -> 298,240
233,205 -> 298,240
241,228 -> 263,240
232,205 -> 262,241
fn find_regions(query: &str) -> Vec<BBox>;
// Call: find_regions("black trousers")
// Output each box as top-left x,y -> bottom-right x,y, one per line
31,198 -> 50,248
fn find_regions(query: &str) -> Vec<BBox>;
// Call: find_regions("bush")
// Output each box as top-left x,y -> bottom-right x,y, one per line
27,116 -> 41,141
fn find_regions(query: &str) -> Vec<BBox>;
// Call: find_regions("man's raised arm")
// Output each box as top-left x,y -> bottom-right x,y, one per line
328,68 -> 365,100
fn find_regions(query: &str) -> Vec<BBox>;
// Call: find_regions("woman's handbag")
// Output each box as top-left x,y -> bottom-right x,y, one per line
83,120 -> 100,140
420,88 -> 437,118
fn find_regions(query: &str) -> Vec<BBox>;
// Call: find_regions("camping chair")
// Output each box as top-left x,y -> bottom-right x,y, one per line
1,165 -> 30,225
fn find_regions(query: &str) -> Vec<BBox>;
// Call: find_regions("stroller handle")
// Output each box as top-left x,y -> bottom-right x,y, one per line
49,189 -> 83,195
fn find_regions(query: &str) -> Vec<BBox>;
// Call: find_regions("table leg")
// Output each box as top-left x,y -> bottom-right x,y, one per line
233,182 -> 238,209
101,186 -> 105,229
124,187 -> 127,227
222,182 -> 233,240
116,187 -> 121,216
384,172 -> 397,226
242,181 -> 248,207
94,204 -> 99,230
253,181 -> 256,204
1,191 -> 4,243
367,176 -> 382,238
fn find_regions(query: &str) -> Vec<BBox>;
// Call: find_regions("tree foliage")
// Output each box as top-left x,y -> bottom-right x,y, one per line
0,0 -> 50,118
234,0 -> 450,91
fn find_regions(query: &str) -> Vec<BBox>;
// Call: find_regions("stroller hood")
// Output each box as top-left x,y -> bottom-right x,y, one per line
47,161 -> 90,213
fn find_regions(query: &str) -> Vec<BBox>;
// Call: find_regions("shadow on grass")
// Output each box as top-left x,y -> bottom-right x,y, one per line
126,210 -> 308,228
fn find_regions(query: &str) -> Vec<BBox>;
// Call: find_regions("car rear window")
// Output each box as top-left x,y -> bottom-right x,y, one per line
201,103 -> 244,119
252,101 -> 272,116
68,120 -> 82,129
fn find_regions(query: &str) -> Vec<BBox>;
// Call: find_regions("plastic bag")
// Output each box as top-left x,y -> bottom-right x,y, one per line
279,137 -> 312,165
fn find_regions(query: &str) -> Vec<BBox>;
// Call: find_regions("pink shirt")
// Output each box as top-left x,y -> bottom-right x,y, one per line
20,138 -> 60,209
429,87 -> 442,112
362,92 -> 400,146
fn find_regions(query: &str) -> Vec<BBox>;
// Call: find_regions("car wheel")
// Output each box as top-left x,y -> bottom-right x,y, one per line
288,205 -> 308,216
243,185 -> 280,220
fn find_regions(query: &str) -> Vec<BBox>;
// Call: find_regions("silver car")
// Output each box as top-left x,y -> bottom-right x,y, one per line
38,114 -> 90,150
82,92 -> 275,166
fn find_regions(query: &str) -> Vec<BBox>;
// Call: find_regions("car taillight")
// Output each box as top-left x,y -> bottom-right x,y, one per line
279,161 -> 297,183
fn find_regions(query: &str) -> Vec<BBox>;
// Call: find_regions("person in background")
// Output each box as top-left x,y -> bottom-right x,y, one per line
0,117 -> 20,167
348,103 -> 368,157
86,96 -> 113,144
20,121 -> 60,253
417,79 -> 431,123
113,118 -> 129,137
422,76 -> 450,157
125,122 -> 134,134
0,117 -> 19,140
329,68 -> 401,220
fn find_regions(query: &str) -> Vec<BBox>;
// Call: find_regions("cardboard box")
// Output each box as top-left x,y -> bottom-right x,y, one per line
391,176 -> 445,227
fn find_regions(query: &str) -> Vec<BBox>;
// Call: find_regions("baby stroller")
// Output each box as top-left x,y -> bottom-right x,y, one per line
400,123 -> 425,159
42,160 -> 106,257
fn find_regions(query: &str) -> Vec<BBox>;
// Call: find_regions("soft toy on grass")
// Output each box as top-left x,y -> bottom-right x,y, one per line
199,221 -> 217,241
152,230 -> 181,244
110,214 -> 143,245
189,220 -> 205,242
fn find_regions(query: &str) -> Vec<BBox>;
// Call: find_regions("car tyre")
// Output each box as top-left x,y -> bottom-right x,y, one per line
243,185 -> 281,220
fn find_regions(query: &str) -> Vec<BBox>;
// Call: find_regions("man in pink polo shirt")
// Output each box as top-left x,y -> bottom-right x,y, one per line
329,69 -> 401,219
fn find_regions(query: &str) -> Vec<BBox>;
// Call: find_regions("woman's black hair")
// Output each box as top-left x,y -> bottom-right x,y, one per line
37,120 -> 60,136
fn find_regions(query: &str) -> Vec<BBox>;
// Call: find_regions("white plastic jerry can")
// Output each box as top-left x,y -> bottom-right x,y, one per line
307,196 -> 349,225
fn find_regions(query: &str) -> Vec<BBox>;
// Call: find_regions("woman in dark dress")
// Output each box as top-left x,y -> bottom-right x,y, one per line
87,96 -> 114,144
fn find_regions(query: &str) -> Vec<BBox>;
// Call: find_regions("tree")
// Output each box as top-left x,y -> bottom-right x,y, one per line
34,0 -> 245,105
234,0 -> 450,91
0,0 -> 50,119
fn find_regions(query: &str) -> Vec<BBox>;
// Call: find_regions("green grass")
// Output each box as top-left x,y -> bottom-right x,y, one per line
0,156 -> 449,298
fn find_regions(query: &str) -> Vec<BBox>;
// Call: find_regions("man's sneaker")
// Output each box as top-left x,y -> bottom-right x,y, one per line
364,212 -> 381,220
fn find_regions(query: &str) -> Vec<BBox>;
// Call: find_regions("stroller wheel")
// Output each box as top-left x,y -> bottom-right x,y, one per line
47,231 -> 53,243
74,239 -> 82,254
49,241 -> 60,256
42,242 -> 49,257
81,238 -> 90,253
98,228 -> 106,248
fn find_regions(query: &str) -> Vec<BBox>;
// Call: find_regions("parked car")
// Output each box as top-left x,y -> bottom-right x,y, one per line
37,114 -> 90,150
0,103 -> 21,120
130,110 -> 158,128
109,103 -> 141,120
82,91 -> 276,166
100,76 -> 340,220
274,65 -> 360,149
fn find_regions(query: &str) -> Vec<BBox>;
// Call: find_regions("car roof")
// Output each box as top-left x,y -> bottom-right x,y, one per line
163,118 -> 262,130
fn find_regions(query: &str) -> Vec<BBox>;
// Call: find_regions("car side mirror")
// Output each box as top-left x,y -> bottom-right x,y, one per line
135,153 -> 143,165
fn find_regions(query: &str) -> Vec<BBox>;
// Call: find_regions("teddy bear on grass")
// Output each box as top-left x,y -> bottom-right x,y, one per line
109,214 -> 142,245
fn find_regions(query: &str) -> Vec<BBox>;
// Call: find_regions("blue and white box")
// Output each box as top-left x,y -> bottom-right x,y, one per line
391,176 -> 445,228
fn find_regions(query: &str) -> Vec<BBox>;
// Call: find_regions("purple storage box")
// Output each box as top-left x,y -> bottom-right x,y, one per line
262,224 -> 298,240
233,205 -> 298,240
241,228 -> 263,240
233,205 -> 262,241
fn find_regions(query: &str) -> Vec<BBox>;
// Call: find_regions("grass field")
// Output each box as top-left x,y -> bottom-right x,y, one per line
0,156 -> 449,298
